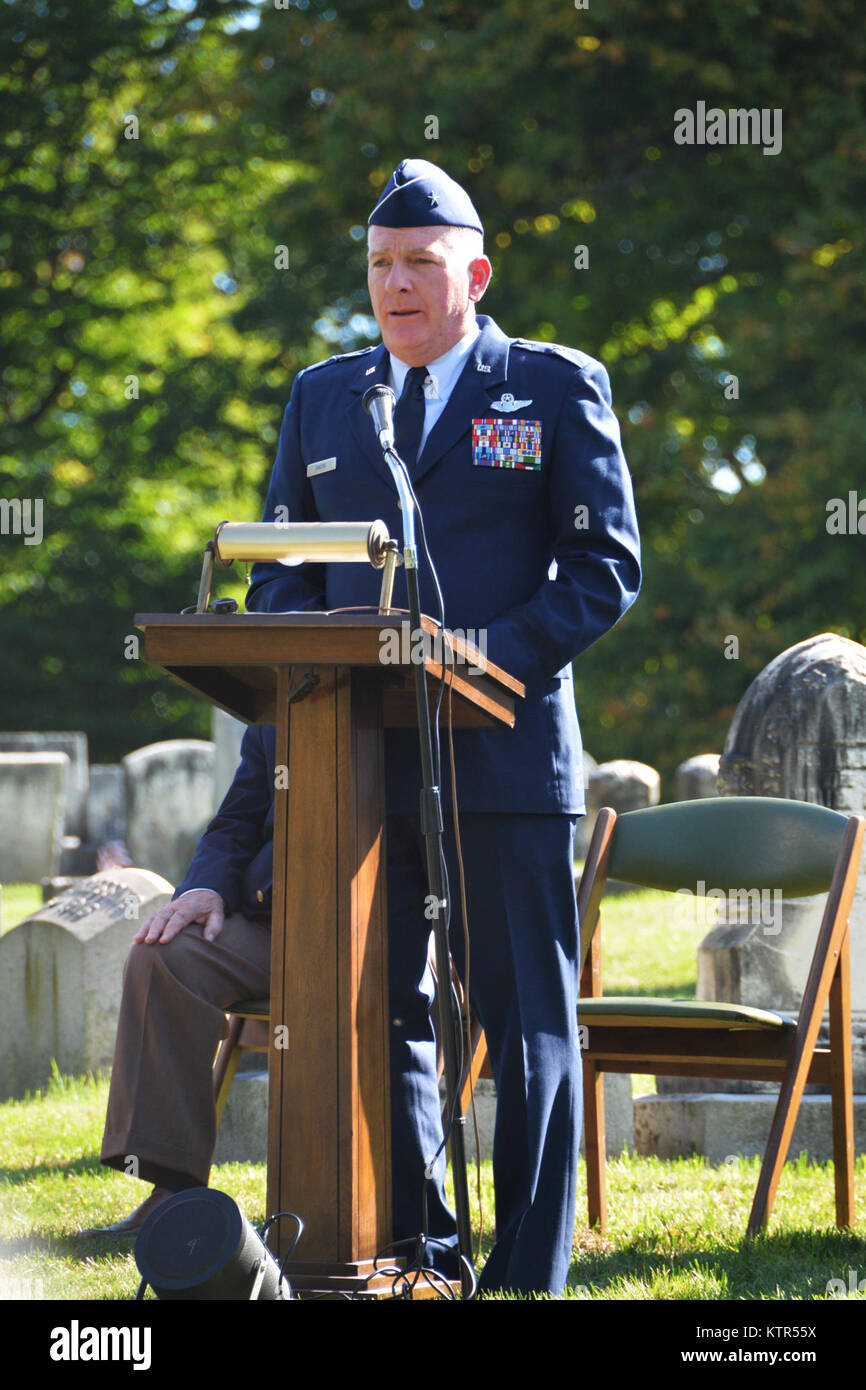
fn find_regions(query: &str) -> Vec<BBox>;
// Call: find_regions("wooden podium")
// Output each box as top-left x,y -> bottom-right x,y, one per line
135,610 -> 523,1296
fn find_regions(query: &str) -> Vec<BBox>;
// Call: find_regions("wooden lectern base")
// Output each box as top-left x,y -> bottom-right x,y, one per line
136,611 -> 521,1290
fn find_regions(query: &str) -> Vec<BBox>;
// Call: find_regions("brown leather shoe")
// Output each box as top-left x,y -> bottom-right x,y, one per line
79,1186 -> 177,1237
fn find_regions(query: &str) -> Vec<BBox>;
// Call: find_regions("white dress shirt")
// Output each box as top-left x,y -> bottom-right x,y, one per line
388,320 -> 481,457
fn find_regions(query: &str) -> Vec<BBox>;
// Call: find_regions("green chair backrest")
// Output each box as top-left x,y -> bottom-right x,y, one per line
606,796 -> 848,897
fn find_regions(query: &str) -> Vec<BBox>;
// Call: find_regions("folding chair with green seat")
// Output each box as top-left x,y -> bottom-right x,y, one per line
578,795 -> 864,1236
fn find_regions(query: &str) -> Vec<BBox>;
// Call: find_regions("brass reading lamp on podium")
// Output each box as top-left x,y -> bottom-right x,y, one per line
135,437 -> 523,1299
192,518 -> 403,618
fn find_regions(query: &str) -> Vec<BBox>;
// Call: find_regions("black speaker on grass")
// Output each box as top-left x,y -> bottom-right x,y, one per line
134,1188 -> 294,1300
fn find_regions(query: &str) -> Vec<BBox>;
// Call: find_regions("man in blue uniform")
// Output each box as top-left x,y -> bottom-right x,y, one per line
98,159 -> 640,1295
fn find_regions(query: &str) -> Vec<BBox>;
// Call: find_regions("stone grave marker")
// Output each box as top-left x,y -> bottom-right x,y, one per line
0,867 -> 173,1099
0,751 -> 68,883
123,739 -> 214,885
674,753 -> 720,801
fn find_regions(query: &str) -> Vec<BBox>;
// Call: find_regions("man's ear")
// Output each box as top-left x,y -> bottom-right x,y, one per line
468,256 -> 492,302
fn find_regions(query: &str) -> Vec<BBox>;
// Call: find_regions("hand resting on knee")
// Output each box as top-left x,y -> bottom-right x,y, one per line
133,889 -> 225,946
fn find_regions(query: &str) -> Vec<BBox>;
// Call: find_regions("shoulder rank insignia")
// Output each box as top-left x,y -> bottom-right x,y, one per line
304,345 -> 376,374
490,391 -> 533,412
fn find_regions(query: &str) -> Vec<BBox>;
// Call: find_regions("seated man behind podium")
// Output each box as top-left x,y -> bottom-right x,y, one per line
94,723 -> 276,1232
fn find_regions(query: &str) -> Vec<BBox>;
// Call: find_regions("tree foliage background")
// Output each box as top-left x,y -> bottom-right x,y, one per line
1,0 -> 864,790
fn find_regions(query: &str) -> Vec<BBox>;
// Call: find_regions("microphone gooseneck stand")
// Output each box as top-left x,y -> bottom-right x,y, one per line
363,384 -> 476,1299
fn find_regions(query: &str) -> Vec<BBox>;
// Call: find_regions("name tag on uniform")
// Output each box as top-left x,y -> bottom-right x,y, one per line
472,419 -> 542,471
307,457 -> 337,477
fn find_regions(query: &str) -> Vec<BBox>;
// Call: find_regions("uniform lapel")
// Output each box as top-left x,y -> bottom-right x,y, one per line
345,342 -> 394,489
411,315 -> 511,487
343,317 -> 512,490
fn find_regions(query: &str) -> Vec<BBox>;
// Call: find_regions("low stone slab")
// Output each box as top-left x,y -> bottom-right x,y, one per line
212,708 -> 246,813
213,1068 -> 635,1166
0,732 -> 89,841
575,751 -> 599,858
0,867 -> 173,1099
586,759 -> 660,824
674,753 -> 720,801
634,1091 -> 866,1163
87,764 -> 126,844
123,739 -> 214,885
0,751 -> 68,883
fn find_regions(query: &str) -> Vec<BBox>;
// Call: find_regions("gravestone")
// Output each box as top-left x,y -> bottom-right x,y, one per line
123,739 -> 214,885
574,750 -> 599,859
647,635 -> 866,1158
0,867 -> 173,1099
674,753 -> 720,801
213,1066 -> 635,1167
0,732 -> 89,841
0,752 -> 68,883
87,764 -> 127,844
585,759 -> 660,838
699,633 -> 866,1016
211,708 -> 246,812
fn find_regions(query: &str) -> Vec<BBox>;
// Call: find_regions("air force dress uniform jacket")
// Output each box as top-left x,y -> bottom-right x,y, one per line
243,312 -> 641,816
175,313 -> 641,912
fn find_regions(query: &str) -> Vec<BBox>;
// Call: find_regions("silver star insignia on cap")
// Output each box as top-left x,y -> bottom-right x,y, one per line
491,392 -> 533,412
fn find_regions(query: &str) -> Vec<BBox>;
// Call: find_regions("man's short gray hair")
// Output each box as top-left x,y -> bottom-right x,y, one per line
444,225 -> 485,260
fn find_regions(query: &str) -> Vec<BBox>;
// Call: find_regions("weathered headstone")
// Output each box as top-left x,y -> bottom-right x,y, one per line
0,732 -> 89,841
574,750 -> 599,859
586,759 -> 660,823
0,867 -> 173,1099
587,759 -> 660,817
123,739 -> 214,884
674,753 -> 720,801
87,764 -> 127,844
0,751 -> 68,882
700,633 -> 866,1015
648,635 -> 866,1159
211,708 -> 246,813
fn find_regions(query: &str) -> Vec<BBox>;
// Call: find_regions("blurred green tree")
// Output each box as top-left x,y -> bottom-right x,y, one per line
2,0 -> 864,790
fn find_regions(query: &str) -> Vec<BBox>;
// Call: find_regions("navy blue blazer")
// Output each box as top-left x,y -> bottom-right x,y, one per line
246,314 -> 640,816
174,723 -> 276,919
175,315 -> 640,909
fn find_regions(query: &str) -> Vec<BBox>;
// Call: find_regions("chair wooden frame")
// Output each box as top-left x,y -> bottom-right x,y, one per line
578,797 -> 864,1236
212,1000 -> 270,1130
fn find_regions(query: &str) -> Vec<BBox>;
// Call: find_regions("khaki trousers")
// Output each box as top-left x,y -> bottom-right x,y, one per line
100,913 -> 271,1188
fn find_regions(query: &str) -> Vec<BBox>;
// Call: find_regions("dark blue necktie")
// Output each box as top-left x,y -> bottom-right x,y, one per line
394,365 -> 428,473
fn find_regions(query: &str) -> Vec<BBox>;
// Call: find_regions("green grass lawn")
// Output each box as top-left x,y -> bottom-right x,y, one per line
0,883 -> 42,934
2,881 -> 864,1301
1,1072 -> 864,1301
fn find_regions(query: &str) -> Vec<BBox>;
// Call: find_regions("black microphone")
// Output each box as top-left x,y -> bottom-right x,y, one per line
362,383 -> 396,451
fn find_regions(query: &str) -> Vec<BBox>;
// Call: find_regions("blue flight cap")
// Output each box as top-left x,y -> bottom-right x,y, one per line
368,158 -> 483,233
